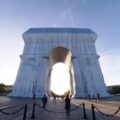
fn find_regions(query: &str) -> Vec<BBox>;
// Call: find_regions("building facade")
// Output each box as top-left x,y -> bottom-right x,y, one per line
10,28 -> 109,98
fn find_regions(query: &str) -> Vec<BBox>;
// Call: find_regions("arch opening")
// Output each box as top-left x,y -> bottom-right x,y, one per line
46,47 -> 75,96
50,62 -> 70,95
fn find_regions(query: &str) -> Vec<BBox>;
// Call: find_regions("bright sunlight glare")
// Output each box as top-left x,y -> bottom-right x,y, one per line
50,62 -> 71,95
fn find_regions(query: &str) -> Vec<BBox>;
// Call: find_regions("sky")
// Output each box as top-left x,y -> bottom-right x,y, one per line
0,0 -> 120,86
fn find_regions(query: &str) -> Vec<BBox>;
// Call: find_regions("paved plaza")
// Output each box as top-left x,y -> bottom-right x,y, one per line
0,96 -> 120,120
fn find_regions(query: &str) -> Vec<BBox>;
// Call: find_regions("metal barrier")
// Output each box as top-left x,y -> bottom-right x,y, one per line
91,104 -> 120,120
1,99 -> 119,120
91,104 -> 96,120
31,101 -> 88,119
0,103 -> 28,120
94,105 -> 120,117
82,102 -> 87,119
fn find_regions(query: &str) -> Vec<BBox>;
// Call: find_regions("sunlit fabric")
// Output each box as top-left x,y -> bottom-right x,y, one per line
10,28 -> 109,98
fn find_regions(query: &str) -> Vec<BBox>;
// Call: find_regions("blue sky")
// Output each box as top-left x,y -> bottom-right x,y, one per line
0,0 -> 120,85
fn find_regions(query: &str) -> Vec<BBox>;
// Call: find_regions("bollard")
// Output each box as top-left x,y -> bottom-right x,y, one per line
31,102 -> 36,119
91,104 -> 96,120
23,104 -> 27,120
82,102 -> 87,119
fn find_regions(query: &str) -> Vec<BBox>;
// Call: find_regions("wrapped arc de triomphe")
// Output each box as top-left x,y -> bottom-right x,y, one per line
9,28 -> 109,98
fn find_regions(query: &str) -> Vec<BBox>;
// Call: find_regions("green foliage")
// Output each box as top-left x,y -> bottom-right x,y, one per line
50,90 -> 70,97
107,85 -> 120,94
50,91 -> 56,97
0,83 -> 12,93
63,90 -> 70,97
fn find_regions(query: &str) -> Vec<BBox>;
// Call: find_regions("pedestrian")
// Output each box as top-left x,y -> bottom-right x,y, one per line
41,95 -> 48,108
65,95 -> 71,116
61,96 -> 64,101
97,93 -> 100,100
93,94 -> 95,99
53,95 -> 56,103
88,94 -> 91,100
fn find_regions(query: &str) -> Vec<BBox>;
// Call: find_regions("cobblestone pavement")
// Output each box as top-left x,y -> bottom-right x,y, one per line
0,96 -> 120,120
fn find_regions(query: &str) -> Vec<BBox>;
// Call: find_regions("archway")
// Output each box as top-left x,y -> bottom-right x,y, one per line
50,62 -> 70,95
46,47 -> 75,97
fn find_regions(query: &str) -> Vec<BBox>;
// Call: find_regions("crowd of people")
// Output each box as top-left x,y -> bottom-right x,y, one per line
40,92 -> 100,116
88,93 -> 100,100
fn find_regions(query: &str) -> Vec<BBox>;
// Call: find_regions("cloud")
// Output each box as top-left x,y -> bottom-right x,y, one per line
52,10 -> 68,27
99,49 -> 120,86
52,0 -> 75,27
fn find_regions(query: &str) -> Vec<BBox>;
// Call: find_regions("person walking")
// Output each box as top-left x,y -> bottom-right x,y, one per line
65,95 -> 71,116
41,95 -> 48,108
97,93 -> 100,100
53,95 -> 56,103
88,94 -> 91,100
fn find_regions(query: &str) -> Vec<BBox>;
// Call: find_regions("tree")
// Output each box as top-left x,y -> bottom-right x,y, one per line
63,90 -> 70,97
107,85 -> 120,95
0,83 -> 12,93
